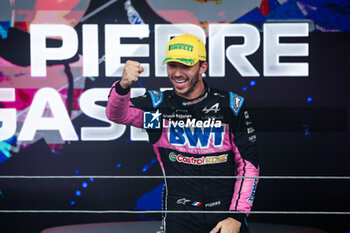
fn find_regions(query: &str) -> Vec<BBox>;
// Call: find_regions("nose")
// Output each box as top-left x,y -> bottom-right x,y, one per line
173,66 -> 183,78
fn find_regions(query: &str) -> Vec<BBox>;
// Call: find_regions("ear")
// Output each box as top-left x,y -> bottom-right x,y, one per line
199,62 -> 208,75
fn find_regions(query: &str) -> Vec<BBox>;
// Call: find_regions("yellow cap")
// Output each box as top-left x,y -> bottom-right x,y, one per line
162,33 -> 206,66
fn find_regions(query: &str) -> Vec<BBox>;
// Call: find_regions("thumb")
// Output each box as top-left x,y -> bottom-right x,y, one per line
210,222 -> 222,233
139,66 -> 144,73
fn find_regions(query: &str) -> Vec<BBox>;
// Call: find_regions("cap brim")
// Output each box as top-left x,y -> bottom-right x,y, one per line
162,57 -> 198,66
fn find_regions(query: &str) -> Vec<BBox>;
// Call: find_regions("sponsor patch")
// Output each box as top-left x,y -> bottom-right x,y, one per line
169,43 -> 194,52
244,111 -> 250,119
202,103 -> 220,113
247,127 -> 255,134
168,123 -> 225,148
169,152 -> 228,165
148,90 -> 163,108
229,92 -> 244,116
205,200 -> 221,208
192,201 -> 202,207
248,135 -> 257,142
177,198 -> 191,205
247,178 -> 258,204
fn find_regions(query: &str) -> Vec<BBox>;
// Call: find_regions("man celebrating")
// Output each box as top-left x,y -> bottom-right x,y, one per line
106,33 -> 259,233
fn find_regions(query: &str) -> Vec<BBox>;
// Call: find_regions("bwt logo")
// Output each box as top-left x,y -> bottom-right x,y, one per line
30,23 -> 309,78
169,125 -> 225,148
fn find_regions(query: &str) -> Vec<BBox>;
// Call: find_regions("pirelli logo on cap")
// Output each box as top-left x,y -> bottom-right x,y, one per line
168,43 -> 194,52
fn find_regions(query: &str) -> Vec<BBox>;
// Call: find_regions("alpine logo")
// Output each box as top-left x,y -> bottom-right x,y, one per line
202,103 -> 220,113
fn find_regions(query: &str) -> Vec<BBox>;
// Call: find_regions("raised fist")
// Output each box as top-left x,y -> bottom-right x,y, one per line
120,60 -> 144,89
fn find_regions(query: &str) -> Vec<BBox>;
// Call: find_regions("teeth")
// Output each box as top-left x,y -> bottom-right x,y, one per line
175,80 -> 185,83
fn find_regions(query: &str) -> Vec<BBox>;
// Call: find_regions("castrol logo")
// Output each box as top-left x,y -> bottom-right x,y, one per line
169,152 -> 228,166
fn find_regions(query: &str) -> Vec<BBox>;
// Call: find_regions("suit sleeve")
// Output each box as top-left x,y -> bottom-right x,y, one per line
229,103 -> 260,216
105,81 -> 144,128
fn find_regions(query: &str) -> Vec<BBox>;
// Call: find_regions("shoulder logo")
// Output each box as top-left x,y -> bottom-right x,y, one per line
229,92 -> 244,116
202,103 -> 220,113
148,90 -> 163,108
143,110 -> 161,129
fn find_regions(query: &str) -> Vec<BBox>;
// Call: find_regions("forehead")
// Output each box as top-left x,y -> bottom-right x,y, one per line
167,61 -> 198,68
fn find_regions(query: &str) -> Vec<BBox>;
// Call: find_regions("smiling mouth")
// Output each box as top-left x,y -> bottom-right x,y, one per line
174,79 -> 186,83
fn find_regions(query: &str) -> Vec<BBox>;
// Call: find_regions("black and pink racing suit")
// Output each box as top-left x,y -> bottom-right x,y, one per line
106,81 -> 260,233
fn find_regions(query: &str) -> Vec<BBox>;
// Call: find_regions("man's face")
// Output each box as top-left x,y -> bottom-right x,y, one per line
167,61 -> 207,99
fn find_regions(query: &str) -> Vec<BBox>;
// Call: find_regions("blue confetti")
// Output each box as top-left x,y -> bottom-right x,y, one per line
250,80 -> 256,86
82,182 -> 88,189
141,158 -> 158,173
70,201 -> 76,206
142,164 -> 149,173
242,87 -> 248,91
0,22 -> 10,39
90,178 -> 94,182
75,190 -> 81,197
150,159 -> 157,165
116,163 -> 122,168
0,142 -> 11,163
307,97 -> 313,102
0,135 -> 17,163
75,169 -> 79,175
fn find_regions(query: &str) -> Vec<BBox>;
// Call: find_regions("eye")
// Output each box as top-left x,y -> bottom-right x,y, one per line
168,63 -> 176,68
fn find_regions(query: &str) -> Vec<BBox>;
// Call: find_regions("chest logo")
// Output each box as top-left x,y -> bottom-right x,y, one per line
169,152 -> 228,165
202,103 -> 220,114
168,124 -> 225,148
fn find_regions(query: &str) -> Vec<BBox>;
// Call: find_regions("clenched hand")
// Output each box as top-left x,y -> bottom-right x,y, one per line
210,217 -> 242,233
120,60 -> 144,89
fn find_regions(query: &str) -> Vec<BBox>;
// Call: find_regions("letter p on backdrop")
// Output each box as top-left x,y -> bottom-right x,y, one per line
30,24 -> 78,77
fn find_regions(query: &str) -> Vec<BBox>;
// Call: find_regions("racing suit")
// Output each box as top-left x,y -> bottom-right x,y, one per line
106,81 -> 260,233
